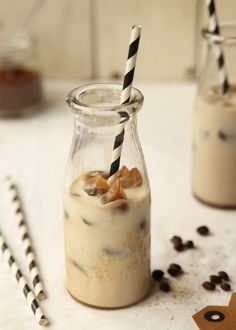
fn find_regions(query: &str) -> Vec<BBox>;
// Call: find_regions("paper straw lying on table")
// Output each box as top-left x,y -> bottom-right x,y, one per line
109,25 -> 142,183
0,230 -> 48,326
205,0 -> 229,94
5,177 -> 46,300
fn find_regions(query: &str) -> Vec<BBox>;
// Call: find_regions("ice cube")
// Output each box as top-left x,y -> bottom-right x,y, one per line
120,167 -> 142,188
117,165 -> 129,178
85,170 -> 108,180
101,179 -> 127,204
84,174 -> 109,196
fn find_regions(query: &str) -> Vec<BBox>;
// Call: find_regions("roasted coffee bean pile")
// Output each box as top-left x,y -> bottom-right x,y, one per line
152,263 -> 183,292
156,226 -> 232,295
202,271 -> 231,292
170,236 -> 195,252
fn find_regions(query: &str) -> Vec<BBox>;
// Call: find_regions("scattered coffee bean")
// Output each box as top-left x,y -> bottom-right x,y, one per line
185,240 -> 194,249
220,282 -> 231,291
202,281 -> 215,291
167,268 -> 178,277
197,226 -> 209,236
167,263 -> 182,277
171,236 -> 182,246
169,263 -> 181,271
152,269 -> 164,282
160,281 -> 170,292
210,275 -> 222,284
174,243 -> 184,252
218,271 -> 230,282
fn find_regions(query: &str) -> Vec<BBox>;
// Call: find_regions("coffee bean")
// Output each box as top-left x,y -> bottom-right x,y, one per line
160,281 -> 170,292
152,269 -> 164,282
170,236 -> 182,246
218,271 -> 230,282
167,263 -> 182,277
220,282 -> 231,291
202,281 -> 215,291
197,226 -> 209,236
210,275 -> 222,284
185,240 -> 194,249
169,263 -> 181,271
174,243 -> 184,252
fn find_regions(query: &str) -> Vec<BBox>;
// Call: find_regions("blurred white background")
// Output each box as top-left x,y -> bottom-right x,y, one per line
0,0 -> 235,80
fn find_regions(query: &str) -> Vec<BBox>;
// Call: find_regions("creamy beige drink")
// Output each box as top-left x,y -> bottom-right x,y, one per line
192,85 -> 236,207
64,166 -> 151,308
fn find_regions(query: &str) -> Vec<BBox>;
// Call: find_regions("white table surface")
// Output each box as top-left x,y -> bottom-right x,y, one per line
0,80 -> 236,330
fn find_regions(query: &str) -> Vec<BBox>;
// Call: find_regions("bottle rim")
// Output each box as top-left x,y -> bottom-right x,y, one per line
202,21 -> 236,45
66,83 -> 144,118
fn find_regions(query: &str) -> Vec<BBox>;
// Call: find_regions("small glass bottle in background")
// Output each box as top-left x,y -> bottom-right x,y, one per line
192,23 -> 236,207
0,36 -> 43,117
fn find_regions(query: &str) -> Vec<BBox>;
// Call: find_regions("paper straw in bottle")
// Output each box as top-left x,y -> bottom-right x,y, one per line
205,0 -> 229,94
109,25 -> 142,183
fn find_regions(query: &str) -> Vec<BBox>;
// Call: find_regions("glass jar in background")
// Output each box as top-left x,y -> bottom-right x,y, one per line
192,23 -> 236,207
0,36 -> 43,117
64,83 -> 151,308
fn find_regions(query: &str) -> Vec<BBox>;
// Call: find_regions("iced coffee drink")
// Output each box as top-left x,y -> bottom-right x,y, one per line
64,166 -> 151,308
192,85 -> 236,207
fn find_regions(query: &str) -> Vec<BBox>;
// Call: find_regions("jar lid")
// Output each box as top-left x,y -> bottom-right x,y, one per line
0,37 -> 35,67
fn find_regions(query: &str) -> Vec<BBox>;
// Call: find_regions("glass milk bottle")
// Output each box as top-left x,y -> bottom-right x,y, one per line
64,83 -> 151,308
192,23 -> 236,207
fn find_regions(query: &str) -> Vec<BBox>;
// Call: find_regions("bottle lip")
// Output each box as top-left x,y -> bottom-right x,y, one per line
202,21 -> 236,45
66,83 -> 144,117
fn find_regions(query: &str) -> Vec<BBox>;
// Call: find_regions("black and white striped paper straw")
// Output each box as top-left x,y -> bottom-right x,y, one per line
5,177 -> 46,301
0,231 -> 48,326
206,0 -> 229,94
109,25 -> 142,182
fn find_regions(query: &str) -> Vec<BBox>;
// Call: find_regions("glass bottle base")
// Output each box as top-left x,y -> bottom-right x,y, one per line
193,191 -> 236,209
66,285 -> 151,310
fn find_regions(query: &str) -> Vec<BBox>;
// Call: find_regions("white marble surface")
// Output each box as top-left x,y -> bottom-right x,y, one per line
0,80 -> 236,330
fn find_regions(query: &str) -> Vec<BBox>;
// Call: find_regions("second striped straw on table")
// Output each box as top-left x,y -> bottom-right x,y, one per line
109,25 -> 142,183
0,230 -> 48,326
205,0 -> 229,94
5,177 -> 46,300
